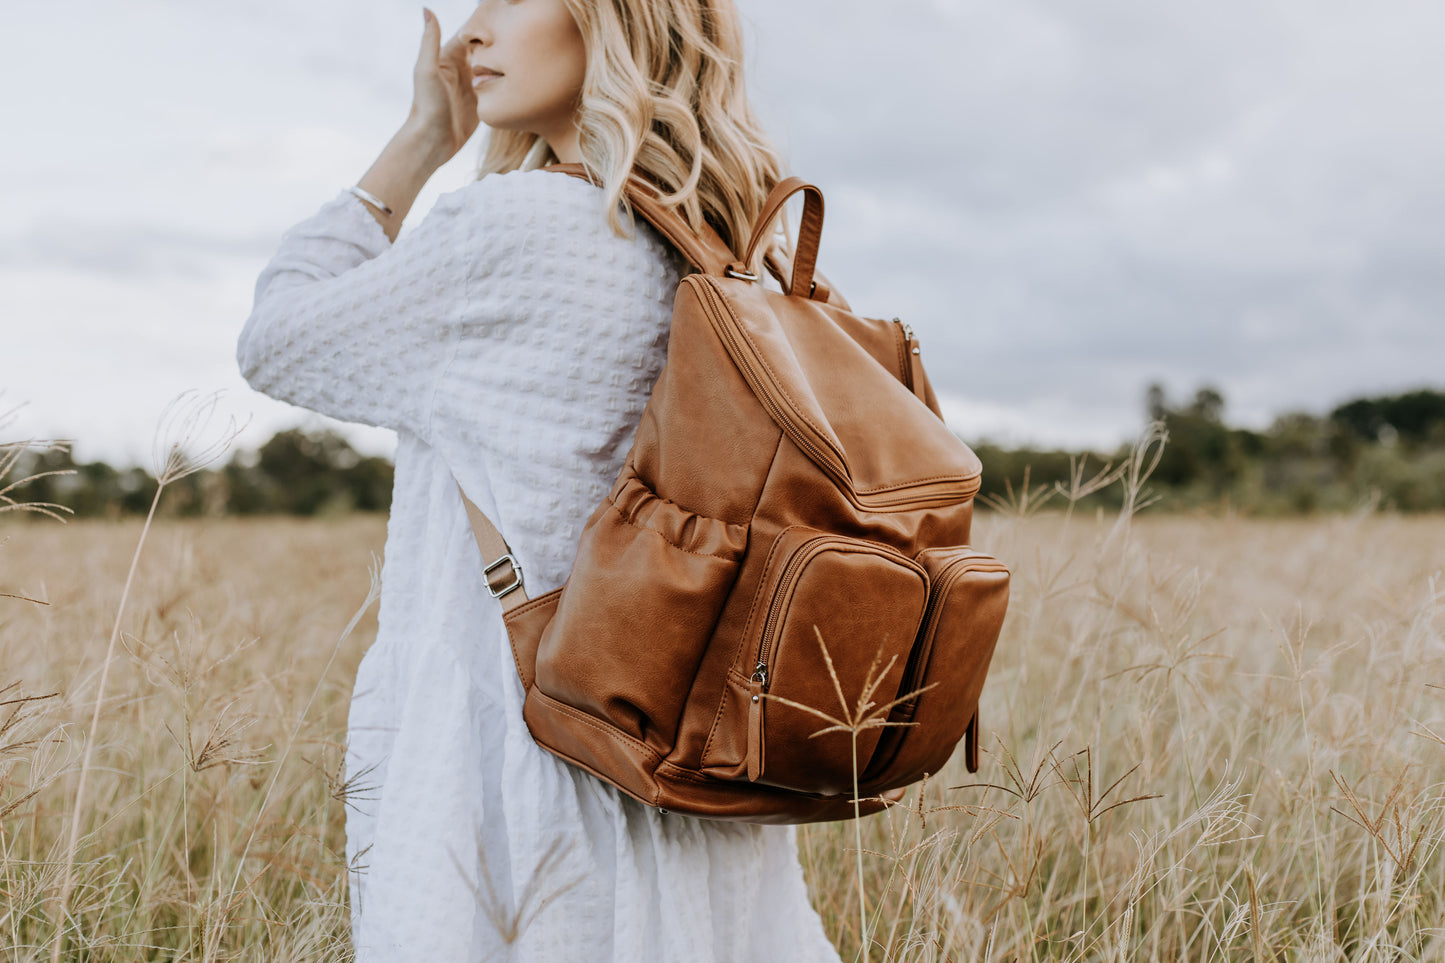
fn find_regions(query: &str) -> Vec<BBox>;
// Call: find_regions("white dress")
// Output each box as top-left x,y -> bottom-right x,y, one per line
237,169 -> 843,962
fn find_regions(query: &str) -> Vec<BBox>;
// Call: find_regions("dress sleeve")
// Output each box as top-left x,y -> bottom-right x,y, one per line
237,188 -> 474,441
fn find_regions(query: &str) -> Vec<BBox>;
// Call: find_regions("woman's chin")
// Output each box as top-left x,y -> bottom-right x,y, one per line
475,108 -> 516,131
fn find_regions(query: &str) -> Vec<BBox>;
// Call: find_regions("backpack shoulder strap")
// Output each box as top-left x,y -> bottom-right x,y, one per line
545,162 -> 736,277
458,484 -> 530,614
458,164 -> 738,607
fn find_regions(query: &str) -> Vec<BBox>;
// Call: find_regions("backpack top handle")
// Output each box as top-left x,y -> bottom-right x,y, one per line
741,178 -> 825,300
545,163 -> 828,300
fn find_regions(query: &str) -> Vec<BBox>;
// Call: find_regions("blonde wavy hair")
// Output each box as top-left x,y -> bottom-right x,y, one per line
471,0 -> 786,265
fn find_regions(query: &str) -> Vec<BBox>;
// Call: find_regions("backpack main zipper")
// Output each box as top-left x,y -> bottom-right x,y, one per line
893,318 -> 916,392
691,277 -> 978,508
693,277 -> 850,484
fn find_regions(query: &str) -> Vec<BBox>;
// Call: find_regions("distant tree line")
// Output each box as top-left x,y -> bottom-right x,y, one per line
4,428 -> 394,519
976,386 -> 1445,514
5,387 -> 1444,519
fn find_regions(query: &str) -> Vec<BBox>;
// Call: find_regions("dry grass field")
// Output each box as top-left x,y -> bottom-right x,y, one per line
2,498 -> 1443,959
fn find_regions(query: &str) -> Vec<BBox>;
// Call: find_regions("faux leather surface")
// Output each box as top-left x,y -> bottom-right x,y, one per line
694,276 -> 982,499
861,550 -> 1010,790
741,178 -> 825,298
459,171 -> 1011,824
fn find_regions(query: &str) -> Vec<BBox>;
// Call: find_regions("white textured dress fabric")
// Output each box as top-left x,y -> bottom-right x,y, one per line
237,169 -> 842,962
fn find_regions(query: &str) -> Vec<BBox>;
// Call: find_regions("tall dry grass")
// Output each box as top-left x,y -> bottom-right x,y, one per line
1,511 -> 384,960
2,428 -> 1443,958
801,475 -> 1445,960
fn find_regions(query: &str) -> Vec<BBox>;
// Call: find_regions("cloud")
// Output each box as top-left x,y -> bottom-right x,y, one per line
738,0 -> 1445,438
2,0 -> 1441,464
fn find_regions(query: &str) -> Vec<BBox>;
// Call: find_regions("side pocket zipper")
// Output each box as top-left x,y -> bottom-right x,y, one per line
747,662 -> 767,782
745,537 -> 824,782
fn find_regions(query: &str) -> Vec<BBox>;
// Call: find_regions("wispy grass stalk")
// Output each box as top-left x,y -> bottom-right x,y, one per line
48,392 -> 242,962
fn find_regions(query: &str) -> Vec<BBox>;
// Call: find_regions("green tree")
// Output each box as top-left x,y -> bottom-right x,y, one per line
1148,385 -> 1248,495
1331,389 -> 1445,446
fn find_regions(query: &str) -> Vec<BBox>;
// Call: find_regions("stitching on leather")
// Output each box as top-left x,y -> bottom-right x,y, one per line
698,433 -> 787,764
738,526 -> 799,649
657,762 -> 738,786
506,630 -> 532,689
700,683 -> 736,766
894,324 -> 910,388
693,278 -> 831,448
743,183 -> 803,267
550,746 -> 662,808
705,534 -> 927,763
503,589 -> 562,682
702,526 -> 802,763
532,738 -> 663,808
854,473 -> 980,494
707,285 -> 841,463
505,587 -> 562,619
705,279 -> 982,493
530,688 -> 663,764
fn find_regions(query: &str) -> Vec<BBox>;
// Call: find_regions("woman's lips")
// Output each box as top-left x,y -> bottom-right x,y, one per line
472,69 -> 502,89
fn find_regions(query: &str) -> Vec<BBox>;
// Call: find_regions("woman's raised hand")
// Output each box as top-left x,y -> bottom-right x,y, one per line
351,9 -> 480,238
406,8 -> 481,165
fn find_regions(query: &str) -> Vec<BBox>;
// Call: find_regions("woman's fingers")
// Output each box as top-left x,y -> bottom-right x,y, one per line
418,7 -> 440,68
416,9 -> 468,100
439,27 -> 465,66
405,6 -> 477,159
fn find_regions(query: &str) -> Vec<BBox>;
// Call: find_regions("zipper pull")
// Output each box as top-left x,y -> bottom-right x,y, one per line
894,317 -> 926,401
747,668 -> 766,782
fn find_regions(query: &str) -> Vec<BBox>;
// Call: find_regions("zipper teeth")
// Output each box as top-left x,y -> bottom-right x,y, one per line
755,536 -> 830,688
694,277 -> 980,510
859,481 -> 982,508
695,278 -> 849,485
892,318 -> 914,391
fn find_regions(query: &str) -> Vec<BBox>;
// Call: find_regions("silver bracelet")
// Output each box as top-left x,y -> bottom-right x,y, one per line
348,184 -> 394,216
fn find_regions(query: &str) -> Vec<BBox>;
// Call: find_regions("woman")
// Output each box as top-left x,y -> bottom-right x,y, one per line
237,1 -> 841,959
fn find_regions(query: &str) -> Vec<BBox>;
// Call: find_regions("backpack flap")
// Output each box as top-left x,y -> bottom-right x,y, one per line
687,273 -> 982,509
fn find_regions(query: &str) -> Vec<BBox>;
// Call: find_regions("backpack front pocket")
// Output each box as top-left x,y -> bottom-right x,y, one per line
535,469 -> 746,748
723,527 -> 930,795
860,547 -> 1009,791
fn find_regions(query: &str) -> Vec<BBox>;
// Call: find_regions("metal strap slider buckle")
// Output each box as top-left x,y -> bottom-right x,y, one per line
483,554 -> 524,599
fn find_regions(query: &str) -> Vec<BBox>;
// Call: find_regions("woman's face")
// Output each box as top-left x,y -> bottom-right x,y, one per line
461,0 -> 587,153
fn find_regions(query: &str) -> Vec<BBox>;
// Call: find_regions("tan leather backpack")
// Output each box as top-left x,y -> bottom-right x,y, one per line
456,167 -> 1010,823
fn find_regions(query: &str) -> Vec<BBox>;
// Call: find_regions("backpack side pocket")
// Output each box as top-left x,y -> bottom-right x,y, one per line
860,548 -> 1009,791
535,468 -> 746,749
702,527 -> 930,795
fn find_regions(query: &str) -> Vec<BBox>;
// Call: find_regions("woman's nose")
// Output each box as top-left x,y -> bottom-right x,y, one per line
459,7 -> 492,47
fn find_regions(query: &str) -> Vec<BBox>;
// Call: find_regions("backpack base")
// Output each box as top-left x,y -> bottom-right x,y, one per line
505,588 -> 904,823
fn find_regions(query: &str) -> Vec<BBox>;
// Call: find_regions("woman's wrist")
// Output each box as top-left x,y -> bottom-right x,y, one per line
354,121 -> 456,242
397,115 -> 457,170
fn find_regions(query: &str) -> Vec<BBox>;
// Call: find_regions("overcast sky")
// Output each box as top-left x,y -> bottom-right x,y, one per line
2,0 -> 1441,467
